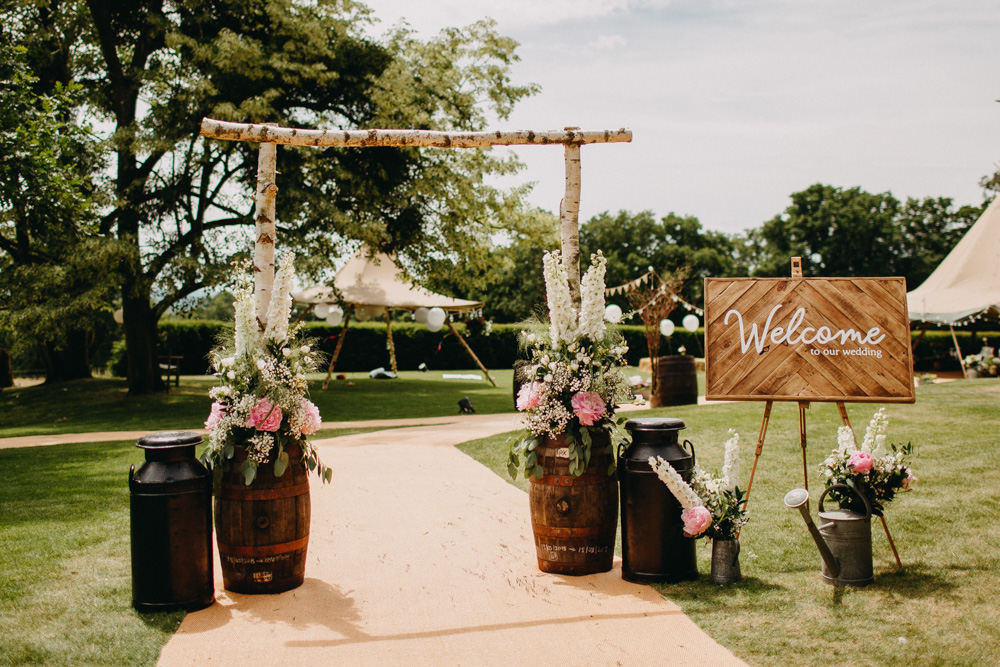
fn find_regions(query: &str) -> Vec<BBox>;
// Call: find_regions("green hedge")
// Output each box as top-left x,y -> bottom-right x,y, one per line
116,320 -> 999,377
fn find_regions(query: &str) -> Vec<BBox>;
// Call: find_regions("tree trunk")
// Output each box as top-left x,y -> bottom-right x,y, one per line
40,329 -> 93,383
0,348 -> 13,389
122,291 -> 164,395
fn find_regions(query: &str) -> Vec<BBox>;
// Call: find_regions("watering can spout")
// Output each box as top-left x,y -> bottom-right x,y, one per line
783,488 -> 841,578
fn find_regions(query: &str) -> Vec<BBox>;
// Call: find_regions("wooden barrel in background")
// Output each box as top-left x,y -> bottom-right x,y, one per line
215,441 -> 311,594
651,355 -> 698,407
529,431 -> 618,575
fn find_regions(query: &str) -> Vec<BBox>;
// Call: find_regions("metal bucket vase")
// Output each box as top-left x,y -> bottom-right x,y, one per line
215,440 -> 311,594
529,431 -> 618,576
710,538 -> 741,584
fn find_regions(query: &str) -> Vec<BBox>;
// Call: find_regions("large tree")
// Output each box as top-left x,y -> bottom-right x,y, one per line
0,40 -> 119,383
6,0 -> 536,394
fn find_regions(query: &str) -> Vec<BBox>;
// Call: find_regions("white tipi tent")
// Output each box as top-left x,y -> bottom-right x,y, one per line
907,196 -> 1000,376
293,249 -> 495,387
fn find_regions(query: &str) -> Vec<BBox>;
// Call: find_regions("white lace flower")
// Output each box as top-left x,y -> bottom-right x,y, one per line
721,429 -> 741,491
265,253 -> 296,343
578,252 -> 608,340
649,456 -> 703,510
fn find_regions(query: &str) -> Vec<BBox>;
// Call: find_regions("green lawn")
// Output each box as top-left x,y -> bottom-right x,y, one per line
459,379 -> 1000,666
0,370 -> 518,438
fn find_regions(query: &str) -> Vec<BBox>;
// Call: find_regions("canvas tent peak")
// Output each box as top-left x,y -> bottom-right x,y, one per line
292,248 -> 495,388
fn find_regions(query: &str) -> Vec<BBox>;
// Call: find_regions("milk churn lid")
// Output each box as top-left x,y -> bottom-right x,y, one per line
136,431 -> 203,449
624,417 -> 686,432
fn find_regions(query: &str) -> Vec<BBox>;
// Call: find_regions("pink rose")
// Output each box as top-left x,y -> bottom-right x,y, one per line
516,382 -> 544,411
902,469 -> 917,490
848,451 -> 874,475
570,391 -> 606,426
299,399 -> 322,435
205,401 -> 226,431
681,506 -> 713,537
246,397 -> 283,432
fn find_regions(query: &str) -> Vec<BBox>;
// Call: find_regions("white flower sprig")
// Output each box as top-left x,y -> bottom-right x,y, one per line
649,456 -> 704,510
542,250 -> 578,346
578,251 -> 608,341
862,407 -> 888,457
264,254 -> 296,343
721,429 -> 740,492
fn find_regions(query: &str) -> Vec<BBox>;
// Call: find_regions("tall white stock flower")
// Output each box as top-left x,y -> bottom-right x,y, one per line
233,281 -> 258,357
721,429 -> 741,491
542,251 -> 578,345
578,251 -> 607,340
862,408 -> 888,456
649,456 -> 703,510
265,253 -> 296,342
837,425 -> 856,453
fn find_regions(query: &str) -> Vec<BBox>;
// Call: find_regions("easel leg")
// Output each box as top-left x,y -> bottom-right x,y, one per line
836,402 -> 903,570
798,401 -> 810,491
322,305 -> 353,390
743,400 -> 773,510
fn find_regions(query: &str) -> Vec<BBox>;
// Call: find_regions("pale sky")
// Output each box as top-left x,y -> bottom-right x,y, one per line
361,0 -> 1000,235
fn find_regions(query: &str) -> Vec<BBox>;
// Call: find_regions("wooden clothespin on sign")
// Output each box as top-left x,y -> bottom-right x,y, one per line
791,256 -> 803,278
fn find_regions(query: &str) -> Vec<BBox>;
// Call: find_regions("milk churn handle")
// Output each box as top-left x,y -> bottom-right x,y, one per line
682,439 -> 696,465
818,483 -> 872,520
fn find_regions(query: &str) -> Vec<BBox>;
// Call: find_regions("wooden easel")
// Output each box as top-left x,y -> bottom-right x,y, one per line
738,258 -> 903,569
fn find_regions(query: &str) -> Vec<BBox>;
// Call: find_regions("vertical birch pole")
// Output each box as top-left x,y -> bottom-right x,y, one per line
254,127 -> 279,330
560,127 -> 583,308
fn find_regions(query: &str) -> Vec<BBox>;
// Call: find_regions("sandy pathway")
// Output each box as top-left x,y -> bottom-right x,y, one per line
154,413 -> 745,666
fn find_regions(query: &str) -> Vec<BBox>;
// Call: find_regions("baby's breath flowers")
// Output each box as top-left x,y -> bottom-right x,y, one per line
202,254 -> 331,486
508,251 -> 632,478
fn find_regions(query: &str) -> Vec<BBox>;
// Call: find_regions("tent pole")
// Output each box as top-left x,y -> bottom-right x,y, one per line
446,319 -> 497,387
322,304 -> 353,390
385,310 -> 398,374
950,325 -> 967,379
292,303 -> 314,326
911,323 -> 928,354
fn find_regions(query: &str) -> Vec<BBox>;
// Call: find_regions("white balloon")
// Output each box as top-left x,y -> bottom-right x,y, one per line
314,303 -> 331,318
113,308 -> 124,324
325,306 -> 343,326
427,307 -> 446,328
659,319 -> 675,337
414,307 -> 429,324
604,304 -> 623,323
682,314 -> 700,332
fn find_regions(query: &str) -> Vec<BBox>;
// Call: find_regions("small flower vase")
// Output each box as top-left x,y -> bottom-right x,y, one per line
710,538 -> 741,584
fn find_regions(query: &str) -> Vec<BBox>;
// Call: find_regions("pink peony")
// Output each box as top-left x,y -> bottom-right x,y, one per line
299,399 -> 322,435
205,401 -> 226,431
571,391 -> 606,426
516,382 -> 544,411
681,506 -> 713,537
902,469 -> 917,490
848,450 -> 874,475
246,397 -> 283,432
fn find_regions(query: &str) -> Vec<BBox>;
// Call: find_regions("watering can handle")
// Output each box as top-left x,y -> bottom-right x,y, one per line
682,439 -> 696,465
818,483 -> 872,520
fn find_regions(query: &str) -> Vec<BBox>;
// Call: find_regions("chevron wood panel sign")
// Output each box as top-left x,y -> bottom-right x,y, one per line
704,277 -> 915,403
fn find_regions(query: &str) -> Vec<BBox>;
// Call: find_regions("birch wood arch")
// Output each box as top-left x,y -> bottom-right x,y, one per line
199,117 -> 632,324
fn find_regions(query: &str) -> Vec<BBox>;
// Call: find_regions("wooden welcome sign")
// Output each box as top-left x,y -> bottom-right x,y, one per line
704,277 -> 915,403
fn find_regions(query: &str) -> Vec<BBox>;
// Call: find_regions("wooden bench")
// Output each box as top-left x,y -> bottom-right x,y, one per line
159,355 -> 183,391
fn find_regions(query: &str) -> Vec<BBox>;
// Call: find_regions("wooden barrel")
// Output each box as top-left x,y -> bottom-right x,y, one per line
215,441 -> 310,594
529,431 -> 618,575
650,355 -> 698,407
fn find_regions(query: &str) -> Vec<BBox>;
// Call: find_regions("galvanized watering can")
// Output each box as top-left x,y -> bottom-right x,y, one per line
784,484 -> 873,587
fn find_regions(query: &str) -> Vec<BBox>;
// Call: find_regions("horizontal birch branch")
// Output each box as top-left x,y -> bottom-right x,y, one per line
200,118 -> 632,148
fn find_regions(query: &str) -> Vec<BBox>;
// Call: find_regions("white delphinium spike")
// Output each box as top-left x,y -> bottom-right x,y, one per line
542,251 -> 578,346
265,253 -> 295,343
233,280 -> 258,357
837,425 -> 856,453
578,252 -> 607,340
649,456 -> 703,510
862,407 -> 888,456
721,429 -> 741,491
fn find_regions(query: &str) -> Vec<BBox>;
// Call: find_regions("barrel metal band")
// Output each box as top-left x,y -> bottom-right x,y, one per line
219,482 -> 309,501
530,524 -> 600,538
217,535 -> 310,557
532,474 -> 608,486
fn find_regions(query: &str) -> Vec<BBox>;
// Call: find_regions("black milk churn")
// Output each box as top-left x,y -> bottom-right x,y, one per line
129,431 -> 214,612
618,417 -> 698,583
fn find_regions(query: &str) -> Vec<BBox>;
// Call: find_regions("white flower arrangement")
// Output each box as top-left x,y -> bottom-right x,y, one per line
820,408 -> 914,516
650,429 -> 748,539
203,255 -> 332,486
508,251 -> 632,478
